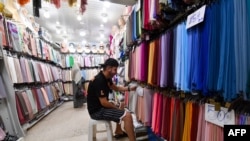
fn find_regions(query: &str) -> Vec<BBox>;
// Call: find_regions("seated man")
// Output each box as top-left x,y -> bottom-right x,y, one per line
87,58 -> 136,141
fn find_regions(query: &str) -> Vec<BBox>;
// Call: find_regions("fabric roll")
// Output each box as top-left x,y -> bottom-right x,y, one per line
128,90 -> 138,113
182,101 -> 192,141
155,92 -> 163,136
15,94 -> 26,124
151,92 -> 158,133
157,36 -> 162,87
26,89 -> 38,115
196,104 -> 203,141
36,88 -> 46,109
13,57 -> 23,83
140,42 -> 149,82
28,60 -> 35,82
7,56 -> 18,83
31,60 -> 40,82
19,57 -> 28,83
21,91 -> 34,119
169,97 -> 176,141
190,102 -> 199,141
174,23 -> 183,90
24,59 -> 33,83
16,92 -> 29,118
147,41 -> 155,85
40,87 -> 50,106
172,98 -> 181,141
30,34 -> 37,57
161,94 -> 170,140
160,33 -> 168,87
142,88 -> 154,126
0,75 -> 7,98
31,88 -> 41,111
45,86 -> 54,102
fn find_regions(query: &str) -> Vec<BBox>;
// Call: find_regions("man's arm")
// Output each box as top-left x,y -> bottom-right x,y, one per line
99,97 -> 119,109
110,84 -> 136,92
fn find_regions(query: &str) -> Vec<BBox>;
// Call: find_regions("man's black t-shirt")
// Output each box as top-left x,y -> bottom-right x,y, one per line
87,71 -> 113,115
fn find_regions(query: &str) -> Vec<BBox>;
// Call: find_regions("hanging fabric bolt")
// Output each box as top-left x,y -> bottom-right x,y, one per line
33,0 -> 41,17
68,0 -> 77,7
18,0 -> 30,6
80,0 -> 87,14
52,0 -> 61,9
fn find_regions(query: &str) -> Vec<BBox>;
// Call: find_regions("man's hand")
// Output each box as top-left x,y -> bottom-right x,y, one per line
129,86 -> 137,91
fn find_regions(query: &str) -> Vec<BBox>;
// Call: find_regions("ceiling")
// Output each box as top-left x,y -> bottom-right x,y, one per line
24,0 -> 127,47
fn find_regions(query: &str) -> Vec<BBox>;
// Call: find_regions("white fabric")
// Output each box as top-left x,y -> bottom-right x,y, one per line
136,86 -> 144,96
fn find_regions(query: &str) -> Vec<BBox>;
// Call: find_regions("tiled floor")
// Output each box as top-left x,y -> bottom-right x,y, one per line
23,102 -> 129,141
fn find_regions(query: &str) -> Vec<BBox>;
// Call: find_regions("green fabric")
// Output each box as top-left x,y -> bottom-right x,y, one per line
69,55 -> 74,67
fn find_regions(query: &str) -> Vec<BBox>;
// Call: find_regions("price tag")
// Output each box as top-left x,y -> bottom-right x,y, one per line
186,5 -> 206,29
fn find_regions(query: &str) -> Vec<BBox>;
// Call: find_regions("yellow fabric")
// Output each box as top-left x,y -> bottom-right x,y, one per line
182,102 -> 192,141
147,41 -> 155,85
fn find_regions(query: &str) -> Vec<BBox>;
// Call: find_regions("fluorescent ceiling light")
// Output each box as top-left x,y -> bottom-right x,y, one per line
82,40 -> 87,45
100,24 -> 104,27
56,21 -> 60,25
104,1 -> 110,8
44,10 -> 50,18
77,15 -> 82,21
102,17 -> 107,23
100,34 -> 104,38
80,31 -> 86,36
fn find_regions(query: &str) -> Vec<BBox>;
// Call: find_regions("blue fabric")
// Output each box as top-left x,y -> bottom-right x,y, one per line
206,2 -> 220,94
246,0 -> 250,100
174,24 -> 183,90
180,22 -> 190,92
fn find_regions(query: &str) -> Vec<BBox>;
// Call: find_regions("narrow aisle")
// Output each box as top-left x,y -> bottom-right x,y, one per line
23,101 -> 129,141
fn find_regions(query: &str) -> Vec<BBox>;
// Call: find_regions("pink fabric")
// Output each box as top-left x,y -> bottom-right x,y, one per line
151,92 -> 158,132
155,93 -> 163,136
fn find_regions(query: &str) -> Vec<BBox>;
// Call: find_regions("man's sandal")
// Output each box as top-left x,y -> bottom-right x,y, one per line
114,131 -> 128,139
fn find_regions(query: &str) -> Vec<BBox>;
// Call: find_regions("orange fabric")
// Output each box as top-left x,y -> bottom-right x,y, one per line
18,0 -> 30,6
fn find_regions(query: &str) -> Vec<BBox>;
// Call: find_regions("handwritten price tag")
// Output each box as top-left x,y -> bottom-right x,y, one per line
186,5 -> 206,29
205,103 -> 235,127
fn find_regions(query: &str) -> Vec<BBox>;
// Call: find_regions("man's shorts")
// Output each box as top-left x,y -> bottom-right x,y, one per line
90,108 -> 126,123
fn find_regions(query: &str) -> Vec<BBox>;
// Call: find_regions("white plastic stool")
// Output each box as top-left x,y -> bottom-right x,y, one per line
88,119 -> 113,141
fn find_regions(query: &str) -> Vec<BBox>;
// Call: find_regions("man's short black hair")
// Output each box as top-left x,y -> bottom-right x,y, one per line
100,58 -> 119,69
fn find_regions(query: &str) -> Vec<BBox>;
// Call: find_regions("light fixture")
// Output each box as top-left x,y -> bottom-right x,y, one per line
56,21 -> 60,25
44,10 -> 50,18
80,31 -> 86,36
77,15 -> 82,21
82,40 -> 87,45
100,24 -> 104,27
100,34 -> 104,38
104,1 -> 110,8
56,30 -> 61,34
102,17 -> 108,23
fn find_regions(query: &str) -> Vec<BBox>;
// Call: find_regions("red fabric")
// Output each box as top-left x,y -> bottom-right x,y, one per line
190,103 -> 199,141
80,0 -> 87,14
151,92 -> 158,132
161,95 -> 170,140
52,0 -> 61,9
143,0 -> 150,30
15,95 -> 25,124
155,93 -> 163,136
